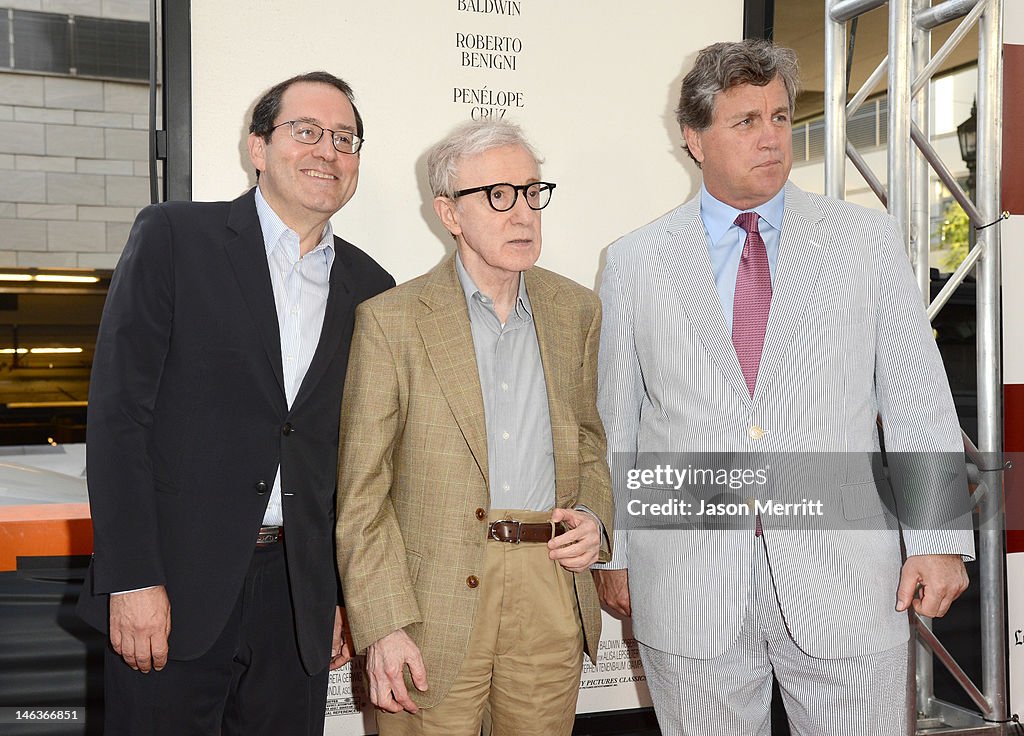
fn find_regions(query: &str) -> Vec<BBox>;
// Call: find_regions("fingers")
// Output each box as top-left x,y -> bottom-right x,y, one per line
369,663 -> 417,713
406,652 -> 429,692
151,630 -> 170,672
602,584 -> 632,617
366,631 -> 428,714
114,628 -> 164,673
385,645 -> 427,713
914,571 -> 969,619
896,555 -> 969,618
894,570 -> 919,613
552,548 -> 598,572
548,510 -> 600,572
594,569 -> 632,617
368,669 -> 403,713
330,640 -> 352,670
387,670 -> 419,714
914,593 -> 953,619
111,629 -> 136,670
154,608 -> 171,671
330,606 -> 345,668
134,636 -> 155,674
597,591 -> 630,617
108,586 -> 171,673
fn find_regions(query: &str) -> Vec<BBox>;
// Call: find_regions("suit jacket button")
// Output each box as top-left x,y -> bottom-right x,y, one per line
466,575 -> 479,589
255,480 -> 268,494
748,425 -> 765,440
282,422 -> 294,436
475,508 -> 486,521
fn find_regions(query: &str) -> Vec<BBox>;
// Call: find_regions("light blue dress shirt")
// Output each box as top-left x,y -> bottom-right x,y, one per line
699,185 -> 785,334
255,186 -> 335,526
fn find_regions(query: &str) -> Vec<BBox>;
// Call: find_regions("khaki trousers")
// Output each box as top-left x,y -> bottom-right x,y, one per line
377,509 -> 584,736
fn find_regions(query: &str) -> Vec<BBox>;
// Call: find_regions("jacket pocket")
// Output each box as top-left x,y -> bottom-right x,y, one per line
841,481 -> 886,520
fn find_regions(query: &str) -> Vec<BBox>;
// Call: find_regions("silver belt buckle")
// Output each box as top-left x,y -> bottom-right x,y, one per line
490,519 -> 521,543
256,526 -> 281,545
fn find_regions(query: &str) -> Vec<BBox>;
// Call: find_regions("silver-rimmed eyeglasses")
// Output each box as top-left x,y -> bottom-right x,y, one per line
272,120 -> 364,154
452,182 -> 556,212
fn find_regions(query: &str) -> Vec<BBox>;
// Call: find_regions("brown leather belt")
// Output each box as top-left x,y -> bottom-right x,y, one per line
487,520 -> 566,544
256,526 -> 284,547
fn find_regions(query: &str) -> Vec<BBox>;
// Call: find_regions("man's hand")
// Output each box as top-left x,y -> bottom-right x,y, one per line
896,554 -> 969,618
547,508 -> 601,572
593,568 -> 631,617
108,585 -> 171,673
329,605 -> 352,670
366,629 -> 428,714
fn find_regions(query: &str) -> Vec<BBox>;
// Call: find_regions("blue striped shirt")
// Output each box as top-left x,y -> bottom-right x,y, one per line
455,254 -> 557,511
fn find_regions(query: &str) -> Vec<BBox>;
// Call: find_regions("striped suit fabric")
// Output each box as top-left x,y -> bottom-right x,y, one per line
595,182 -> 974,726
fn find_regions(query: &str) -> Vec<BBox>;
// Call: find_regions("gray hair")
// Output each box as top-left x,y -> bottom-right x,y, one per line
426,119 -> 542,198
676,39 -> 800,164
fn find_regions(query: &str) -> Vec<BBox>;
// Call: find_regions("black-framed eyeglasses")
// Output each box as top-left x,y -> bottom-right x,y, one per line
272,120 -> 364,154
452,182 -> 556,212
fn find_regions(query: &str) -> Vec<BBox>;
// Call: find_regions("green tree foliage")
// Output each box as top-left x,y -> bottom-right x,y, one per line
936,200 -> 970,272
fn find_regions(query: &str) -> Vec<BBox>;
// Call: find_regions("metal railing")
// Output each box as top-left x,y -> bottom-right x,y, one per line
824,0 -> 1005,733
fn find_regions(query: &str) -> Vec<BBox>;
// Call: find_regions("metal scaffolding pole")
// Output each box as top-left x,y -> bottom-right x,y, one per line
911,7 -> 934,727
825,0 -> 848,197
912,0 -> 932,300
974,0 -> 1005,729
822,0 -> 1005,734
889,0 -> 913,243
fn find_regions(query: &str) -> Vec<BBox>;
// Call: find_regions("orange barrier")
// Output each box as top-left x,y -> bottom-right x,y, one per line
0,503 -> 93,572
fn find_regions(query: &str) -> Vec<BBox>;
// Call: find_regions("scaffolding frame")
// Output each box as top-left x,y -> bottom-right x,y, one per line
824,1 -> 1005,734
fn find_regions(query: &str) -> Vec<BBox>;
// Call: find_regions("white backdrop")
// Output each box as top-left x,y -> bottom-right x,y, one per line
189,2 -> 742,732
190,1 -> 742,288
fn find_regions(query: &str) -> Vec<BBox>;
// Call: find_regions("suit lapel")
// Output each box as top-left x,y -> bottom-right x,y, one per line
525,269 -> 578,508
754,183 -> 826,399
418,256 -> 490,485
291,245 -> 356,410
660,198 -> 752,405
224,190 -> 286,398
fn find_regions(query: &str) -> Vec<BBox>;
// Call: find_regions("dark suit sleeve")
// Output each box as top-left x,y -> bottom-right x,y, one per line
87,204 -> 175,594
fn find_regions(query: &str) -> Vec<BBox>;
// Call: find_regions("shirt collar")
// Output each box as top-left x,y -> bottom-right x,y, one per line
254,185 -> 335,261
699,183 -> 786,243
454,252 -> 532,320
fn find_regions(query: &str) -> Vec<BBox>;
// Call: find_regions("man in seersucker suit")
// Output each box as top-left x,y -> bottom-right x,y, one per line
592,39 -> 974,734
336,119 -> 613,736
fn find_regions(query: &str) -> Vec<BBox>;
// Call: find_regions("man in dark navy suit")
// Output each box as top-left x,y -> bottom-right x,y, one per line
77,71 -> 394,736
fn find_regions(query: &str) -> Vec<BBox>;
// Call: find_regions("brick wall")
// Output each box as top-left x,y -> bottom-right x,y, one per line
0,0 -> 152,270
0,73 -> 154,270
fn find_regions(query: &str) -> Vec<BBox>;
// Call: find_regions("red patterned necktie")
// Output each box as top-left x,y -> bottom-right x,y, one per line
732,212 -> 772,396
